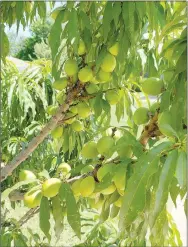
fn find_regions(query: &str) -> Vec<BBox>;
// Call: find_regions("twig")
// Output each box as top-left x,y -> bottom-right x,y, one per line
18,207 -> 39,227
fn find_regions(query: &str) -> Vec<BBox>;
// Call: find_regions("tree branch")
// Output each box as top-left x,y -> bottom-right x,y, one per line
0,85 -> 83,182
18,207 -> 39,227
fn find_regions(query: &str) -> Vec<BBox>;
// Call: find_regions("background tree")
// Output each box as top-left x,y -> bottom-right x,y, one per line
1,1 -> 187,246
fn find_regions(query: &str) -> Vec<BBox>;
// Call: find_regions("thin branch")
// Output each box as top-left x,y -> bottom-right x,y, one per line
18,207 -> 39,227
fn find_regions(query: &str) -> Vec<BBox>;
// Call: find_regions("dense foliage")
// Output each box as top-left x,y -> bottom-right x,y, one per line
1,1 -> 187,246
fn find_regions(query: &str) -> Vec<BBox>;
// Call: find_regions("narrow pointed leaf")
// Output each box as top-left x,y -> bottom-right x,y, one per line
39,197 -> 51,242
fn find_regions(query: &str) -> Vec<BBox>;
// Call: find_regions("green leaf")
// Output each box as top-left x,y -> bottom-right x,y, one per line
103,2 -> 113,41
175,151 -> 186,188
60,183 -> 81,239
1,28 -> 9,61
169,177 -> 180,207
67,9 -> 79,52
113,2 -> 121,28
119,142 -> 172,229
150,149 -> 178,228
51,195 -> 64,240
175,50 -> 186,74
160,91 -> 171,112
39,197 -> 51,242
100,199 -> 110,222
1,232 -> 12,247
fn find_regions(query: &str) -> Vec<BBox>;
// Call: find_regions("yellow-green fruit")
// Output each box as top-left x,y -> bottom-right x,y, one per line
97,136 -> 115,155
114,196 -> 123,207
101,184 -> 116,195
141,77 -> 164,96
78,40 -> 86,55
79,176 -> 95,197
101,53 -> 116,72
85,83 -> 99,94
163,70 -> 174,82
51,126 -> 63,139
97,163 -> 114,181
88,197 -> 104,209
64,59 -> 78,76
158,111 -> 174,137
24,190 -> 42,208
64,112 -> 76,124
113,169 -> 126,191
19,170 -> 36,181
78,67 -> 93,83
77,102 -> 91,118
81,165 -> 94,174
117,144 -> 133,158
56,91 -> 66,104
71,179 -> 82,196
150,102 -> 160,114
98,69 -> 111,83
46,105 -> 58,116
69,105 -> 78,114
108,42 -> 119,56
81,141 -> 99,159
42,178 -> 61,198
71,120 -> 84,132
105,90 -> 119,105
53,77 -> 68,90
57,163 -> 71,178
90,76 -> 99,84
133,107 -> 149,125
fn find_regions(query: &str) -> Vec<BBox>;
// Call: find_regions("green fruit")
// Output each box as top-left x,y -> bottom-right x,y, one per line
105,90 -> 119,105
150,102 -> 160,114
42,178 -> 61,198
81,141 -> 99,159
97,136 -> 115,155
98,69 -> 111,83
77,102 -> 91,118
141,77 -> 164,96
56,91 -> 66,104
163,70 -> 174,82
101,53 -> 116,72
71,120 -> 84,132
24,189 -> 42,208
46,105 -> 58,116
64,112 -> 76,124
19,170 -> 36,181
78,40 -> 86,55
64,59 -> 78,76
78,67 -> 93,83
113,169 -> 126,190
81,165 -> 94,174
53,77 -> 68,90
133,107 -> 149,125
69,105 -> 78,114
90,76 -> 99,84
117,144 -> 133,158
79,176 -> 95,197
158,111 -> 174,137
57,163 -> 71,178
71,179 -> 82,196
51,126 -> 63,139
108,42 -> 119,56
114,196 -> 123,207
88,197 -> 104,209
85,83 -> 99,94
101,184 -> 116,195
97,163 -> 114,181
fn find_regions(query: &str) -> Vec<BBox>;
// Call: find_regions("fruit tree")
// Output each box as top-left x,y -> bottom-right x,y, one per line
1,1 -> 187,246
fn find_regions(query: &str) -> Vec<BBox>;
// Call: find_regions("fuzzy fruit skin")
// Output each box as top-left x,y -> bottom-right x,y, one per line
71,179 -> 82,196
69,105 -> 78,114
97,136 -> 115,155
133,107 -> 149,125
19,170 -> 36,181
117,144 -> 133,158
101,184 -> 116,195
57,163 -> 71,178
114,196 -> 123,207
113,169 -> 126,191
108,42 -> 119,56
85,83 -> 99,94
78,67 -> 93,83
150,102 -> 160,114
24,190 -> 42,208
97,163 -> 114,181
141,77 -> 164,96
97,69 -> 111,83
53,77 -> 68,90
81,141 -> 99,159
158,111 -> 174,137
64,59 -> 78,76
79,176 -> 95,197
51,126 -> 63,139
77,102 -> 91,118
101,53 -> 116,72
78,40 -> 86,55
46,105 -> 58,116
105,90 -> 119,105
42,178 -> 62,198
71,120 -> 83,132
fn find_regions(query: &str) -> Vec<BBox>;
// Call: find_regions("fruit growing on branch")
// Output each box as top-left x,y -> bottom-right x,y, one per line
101,53 -> 116,72
19,170 -> 36,181
64,59 -> 78,76
133,107 -> 149,125
42,178 -> 61,198
141,77 -> 164,96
